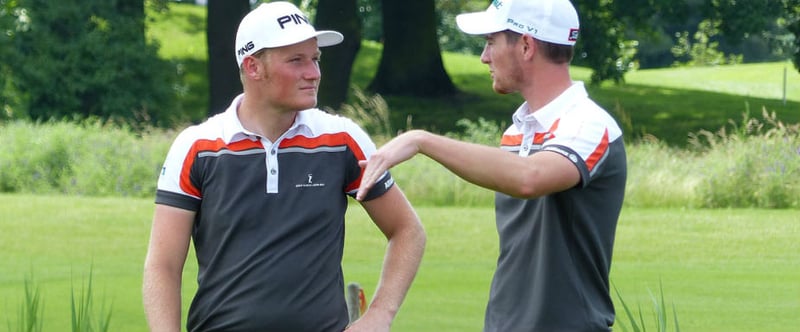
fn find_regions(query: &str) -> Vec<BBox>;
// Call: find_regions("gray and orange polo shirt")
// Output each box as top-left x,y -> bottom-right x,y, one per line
155,94 -> 393,331
485,82 -> 627,332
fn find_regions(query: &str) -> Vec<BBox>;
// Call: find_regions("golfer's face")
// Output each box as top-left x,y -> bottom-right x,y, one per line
261,38 -> 322,112
481,32 -> 521,95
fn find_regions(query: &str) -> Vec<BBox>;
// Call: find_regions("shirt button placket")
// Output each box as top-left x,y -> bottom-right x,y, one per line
264,138 -> 280,194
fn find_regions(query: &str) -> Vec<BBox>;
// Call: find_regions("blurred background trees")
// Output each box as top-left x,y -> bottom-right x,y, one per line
0,0 -> 180,126
0,0 -> 798,125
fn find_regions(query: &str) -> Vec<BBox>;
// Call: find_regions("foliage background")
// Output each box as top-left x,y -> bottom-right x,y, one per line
2,0 -> 800,126
1,0 -> 181,125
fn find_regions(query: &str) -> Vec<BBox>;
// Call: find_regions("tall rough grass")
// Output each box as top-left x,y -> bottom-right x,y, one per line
1,98 -> 797,208
689,109 -> 800,208
0,119 -> 174,197
623,137 -> 701,208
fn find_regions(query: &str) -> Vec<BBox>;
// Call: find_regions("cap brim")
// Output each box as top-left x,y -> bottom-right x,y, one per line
315,30 -> 344,47
456,11 -> 506,35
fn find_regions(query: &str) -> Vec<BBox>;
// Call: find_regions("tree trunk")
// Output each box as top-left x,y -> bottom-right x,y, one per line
368,0 -> 456,97
315,0 -> 362,110
207,0 -> 250,116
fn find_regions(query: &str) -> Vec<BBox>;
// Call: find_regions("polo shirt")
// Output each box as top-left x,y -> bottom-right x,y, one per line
155,94 -> 394,332
484,82 -> 627,332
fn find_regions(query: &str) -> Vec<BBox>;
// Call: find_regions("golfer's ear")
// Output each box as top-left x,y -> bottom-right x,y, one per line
241,55 -> 264,80
521,34 -> 536,60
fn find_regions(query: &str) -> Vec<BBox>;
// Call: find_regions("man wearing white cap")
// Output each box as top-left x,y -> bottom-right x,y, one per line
357,0 -> 626,331
143,2 -> 425,331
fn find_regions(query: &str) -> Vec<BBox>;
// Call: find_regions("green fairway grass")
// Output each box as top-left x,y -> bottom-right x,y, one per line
2,194 -> 798,331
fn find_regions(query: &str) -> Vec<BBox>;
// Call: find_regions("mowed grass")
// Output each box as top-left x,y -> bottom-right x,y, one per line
2,194 -> 798,331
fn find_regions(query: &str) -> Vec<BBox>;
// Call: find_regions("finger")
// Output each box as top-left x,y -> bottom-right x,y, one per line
356,159 -> 373,201
356,165 -> 376,201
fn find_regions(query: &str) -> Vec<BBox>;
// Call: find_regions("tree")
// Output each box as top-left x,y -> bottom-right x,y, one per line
315,0 -> 362,109
207,0 -> 250,116
787,2 -> 800,71
5,0 -> 178,125
0,0 -> 21,119
579,0 -> 800,78
573,0 -> 691,82
367,0 -> 456,97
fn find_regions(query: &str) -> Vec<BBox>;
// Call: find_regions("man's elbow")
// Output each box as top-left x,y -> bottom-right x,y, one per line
505,178 -> 541,199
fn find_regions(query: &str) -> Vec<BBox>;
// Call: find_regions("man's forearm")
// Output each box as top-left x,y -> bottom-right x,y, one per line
143,268 -> 183,332
368,222 -> 426,321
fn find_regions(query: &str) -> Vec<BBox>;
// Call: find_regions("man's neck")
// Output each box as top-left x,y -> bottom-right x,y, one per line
237,95 -> 298,142
521,66 -> 572,112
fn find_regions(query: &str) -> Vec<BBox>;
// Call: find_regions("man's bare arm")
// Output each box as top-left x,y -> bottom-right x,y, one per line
143,204 -> 194,332
346,185 -> 425,331
357,130 -> 579,200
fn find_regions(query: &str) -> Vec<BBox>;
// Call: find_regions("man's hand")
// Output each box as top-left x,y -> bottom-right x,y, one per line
343,308 -> 394,332
356,130 -> 424,201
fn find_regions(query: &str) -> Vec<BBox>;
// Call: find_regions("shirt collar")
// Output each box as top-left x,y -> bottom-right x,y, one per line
512,81 -> 588,130
220,93 -> 314,143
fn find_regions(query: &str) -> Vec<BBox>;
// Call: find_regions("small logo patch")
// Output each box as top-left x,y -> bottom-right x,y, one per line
295,173 -> 325,188
568,29 -> 579,42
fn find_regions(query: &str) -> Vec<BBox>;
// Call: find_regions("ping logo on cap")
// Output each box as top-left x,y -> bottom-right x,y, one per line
277,13 -> 310,29
237,41 -> 255,57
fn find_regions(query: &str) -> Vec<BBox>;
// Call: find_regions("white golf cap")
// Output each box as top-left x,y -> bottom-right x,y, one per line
234,1 -> 344,66
456,0 -> 580,46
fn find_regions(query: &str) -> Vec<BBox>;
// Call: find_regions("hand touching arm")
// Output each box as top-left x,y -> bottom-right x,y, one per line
356,130 -> 579,200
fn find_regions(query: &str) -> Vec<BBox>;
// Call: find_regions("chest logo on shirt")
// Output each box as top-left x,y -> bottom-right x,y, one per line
295,173 -> 326,188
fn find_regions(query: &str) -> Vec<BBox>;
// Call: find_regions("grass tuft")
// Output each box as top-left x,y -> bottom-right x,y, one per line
11,274 -> 44,332
70,267 -> 113,332
614,281 -> 680,332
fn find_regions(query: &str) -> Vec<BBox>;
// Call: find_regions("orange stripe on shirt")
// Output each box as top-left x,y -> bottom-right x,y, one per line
584,129 -> 609,172
501,134 -> 523,146
501,119 -> 561,147
280,133 -> 365,160
179,138 -> 264,198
